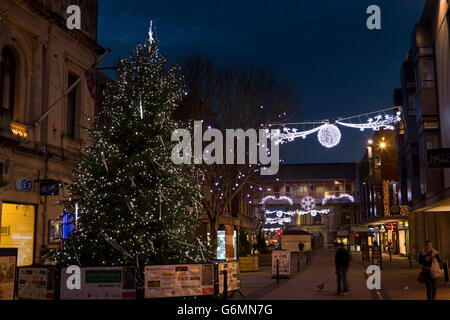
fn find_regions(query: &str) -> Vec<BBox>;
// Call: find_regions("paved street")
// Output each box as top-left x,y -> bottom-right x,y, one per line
237,250 -> 450,300
375,253 -> 450,300
257,250 -> 372,300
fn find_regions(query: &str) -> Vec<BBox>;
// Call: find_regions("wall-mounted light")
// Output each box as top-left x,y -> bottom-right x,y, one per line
10,121 -> 29,138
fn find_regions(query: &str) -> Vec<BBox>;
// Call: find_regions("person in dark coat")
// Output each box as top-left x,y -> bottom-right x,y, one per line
386,240 -> 393,261
418,240 -> 441,300
335,243 -> 351,295
298,242 -> 304,258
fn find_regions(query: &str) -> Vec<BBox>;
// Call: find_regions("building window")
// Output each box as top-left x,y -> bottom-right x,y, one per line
0,47 -> 16,112
67,73 -> 79,138
419,58 -> 435,88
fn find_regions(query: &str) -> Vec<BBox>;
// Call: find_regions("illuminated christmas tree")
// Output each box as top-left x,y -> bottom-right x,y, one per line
48,27 -> 211,267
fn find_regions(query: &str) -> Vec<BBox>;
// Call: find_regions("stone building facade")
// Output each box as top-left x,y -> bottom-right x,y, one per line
0,0 -> 103,265
394,0 -> 450,261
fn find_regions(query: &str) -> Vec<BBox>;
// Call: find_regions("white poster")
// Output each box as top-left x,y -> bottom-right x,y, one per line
17,267 -> 56,300
60,266 -> 136,300
272,250 -> 290,276
218,261 -> 240,293
399,230 -> 406,255
0,255 -> 16,300
145,264 -> 214,298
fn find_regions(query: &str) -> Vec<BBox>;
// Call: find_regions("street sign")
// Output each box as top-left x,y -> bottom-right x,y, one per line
40,181 -> 59,196
15,178 -> 32,192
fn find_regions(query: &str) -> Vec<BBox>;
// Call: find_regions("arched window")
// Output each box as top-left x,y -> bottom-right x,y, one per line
0,47 -> 16,111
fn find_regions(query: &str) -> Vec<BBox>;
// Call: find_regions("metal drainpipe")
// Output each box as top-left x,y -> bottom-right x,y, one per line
41,146 -> 49,253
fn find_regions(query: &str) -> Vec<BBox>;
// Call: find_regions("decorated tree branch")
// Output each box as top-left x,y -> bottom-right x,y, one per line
176,56 -> 300,252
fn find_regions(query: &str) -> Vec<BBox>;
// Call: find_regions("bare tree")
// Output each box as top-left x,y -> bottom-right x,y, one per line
176,56 -> 300,253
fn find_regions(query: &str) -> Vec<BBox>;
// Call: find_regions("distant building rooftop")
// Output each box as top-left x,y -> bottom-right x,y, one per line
260,163 -> 358,181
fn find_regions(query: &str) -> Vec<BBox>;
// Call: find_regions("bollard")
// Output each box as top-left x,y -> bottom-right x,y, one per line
297,253 -> 300,272
222,270 -> 228,300
276,259 -> 279,284
443,259 -> 449,283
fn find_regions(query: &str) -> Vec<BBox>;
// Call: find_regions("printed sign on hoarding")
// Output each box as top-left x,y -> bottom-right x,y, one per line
0,248 -> 17,300
17,267 -> 57,300
218,261 -> 240,293
144,264 -> 214,298
60,266 -> 136,300
272,250 -> 290,276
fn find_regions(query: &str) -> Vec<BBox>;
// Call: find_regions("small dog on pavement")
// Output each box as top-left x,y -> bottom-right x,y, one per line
317,282 -> 325,292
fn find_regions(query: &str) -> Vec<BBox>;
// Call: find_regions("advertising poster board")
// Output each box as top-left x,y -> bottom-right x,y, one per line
145,264 -> 214,298
217,230 -> 226,260
218,261 -> 240,293
272,250 -> 290,276
0,248 -> 17,300
60,266 -> 136,300
17,266 -> 57,300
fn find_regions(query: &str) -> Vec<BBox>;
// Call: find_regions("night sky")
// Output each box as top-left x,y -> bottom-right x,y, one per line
97,0 -> 426,164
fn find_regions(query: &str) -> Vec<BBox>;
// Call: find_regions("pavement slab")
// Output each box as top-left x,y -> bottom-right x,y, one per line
257,249 -> 373,300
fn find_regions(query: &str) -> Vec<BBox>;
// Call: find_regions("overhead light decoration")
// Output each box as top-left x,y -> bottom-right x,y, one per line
322,194 -> 355,205
272,107 -> 403,149
336,112 -> 402,132
265,216 -> 292,225
262,207 -> 331,233
261,195 -> 293,206
262,227 -> 281,232
301,196 -> 316,211
265,208 -> 330,219
317,124 -> 341,148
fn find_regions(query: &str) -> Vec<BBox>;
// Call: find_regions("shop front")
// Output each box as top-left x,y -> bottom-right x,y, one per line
0,202 -> 36,266
397,220 -> 409,256
368,219 -> 409,255
336,230 -> 349,247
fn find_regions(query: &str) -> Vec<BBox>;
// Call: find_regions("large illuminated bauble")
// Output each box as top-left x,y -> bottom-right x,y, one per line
318,124 -> 341,148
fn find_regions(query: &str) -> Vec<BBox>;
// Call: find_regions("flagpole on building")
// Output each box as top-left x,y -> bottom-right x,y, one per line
32,48 -> 111,128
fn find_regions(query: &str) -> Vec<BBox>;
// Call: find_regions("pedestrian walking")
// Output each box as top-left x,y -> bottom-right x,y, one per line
418,240 -> 442,300
335,243 -> 351,296
386,240 -> 393,261
298,242 -> 304,258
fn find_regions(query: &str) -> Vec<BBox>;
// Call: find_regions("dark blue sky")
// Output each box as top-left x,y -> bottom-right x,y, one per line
97,0 -> 426,164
